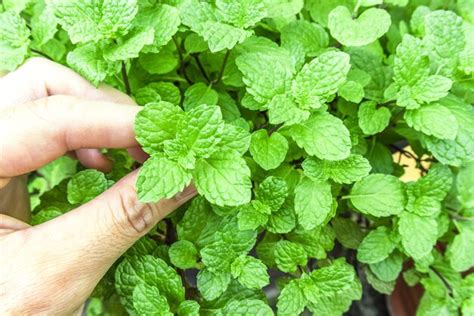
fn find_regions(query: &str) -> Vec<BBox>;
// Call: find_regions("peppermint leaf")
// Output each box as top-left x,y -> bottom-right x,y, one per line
67,170 -> 108,204
294,177 -> 333,230
249,130 -> 289,171
357,101 -> 391,135
328,6 -> 391,47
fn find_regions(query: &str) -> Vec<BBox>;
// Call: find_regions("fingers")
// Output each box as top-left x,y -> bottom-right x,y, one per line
0,58 -> 134,111
2,172 -> 196,313
75,149 -> 113,173
0,96 -> 140,178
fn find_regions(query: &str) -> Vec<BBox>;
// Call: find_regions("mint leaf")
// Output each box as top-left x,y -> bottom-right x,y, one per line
255,176 -> 288,211
357,101 -> 391,135
405,103 -> 458,140
231,255 -> 270,289
137,156 -> 191,203
197,268 -> 231,301
169,240 -> 198,269
274,240 -> 307,273
303,154 -> 371,184
357,226 -> 396,264
67,170 -> 108,204
398,211 -> 438,260
349,174 -> 406,217
183,83 -> 219,111
222,299 -> 273,316
132,283 -> 172,316
115,255 -> 185,312
291,51 -> 351,109
289,112 -> 352,161
328,6 -> 391,47
294,177 -> 333,230
135,102 -> 185,155
177,300 -> 200,316
0,11 -> 30,71
49,0 -> 138,43
249,130 -> 288,171
177,104 -> 224,158
193,152 -> 251,206
276,279 -> 306,316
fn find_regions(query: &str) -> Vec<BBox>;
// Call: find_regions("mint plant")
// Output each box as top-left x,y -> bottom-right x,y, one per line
3,0 -> 473,315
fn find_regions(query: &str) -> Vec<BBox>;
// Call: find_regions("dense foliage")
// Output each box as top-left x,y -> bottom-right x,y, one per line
1,0 -> 473,315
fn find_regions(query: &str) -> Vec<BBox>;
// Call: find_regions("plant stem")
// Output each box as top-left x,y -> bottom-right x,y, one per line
173,36 -> 192,85
213,49 -> 230,84
30,48 -> 52,60
192,54 -> 210,83
121,62 -> 131,95
430,267 -> 454,298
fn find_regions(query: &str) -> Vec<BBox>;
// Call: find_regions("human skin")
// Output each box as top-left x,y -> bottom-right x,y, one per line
0,58 -> 196,315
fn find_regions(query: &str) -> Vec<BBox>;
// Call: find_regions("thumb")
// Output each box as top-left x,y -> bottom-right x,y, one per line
34,170 -> 196,263
14,171 -> 196,313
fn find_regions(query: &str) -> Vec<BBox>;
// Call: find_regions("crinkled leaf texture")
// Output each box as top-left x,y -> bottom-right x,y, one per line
15,1 -> 474,315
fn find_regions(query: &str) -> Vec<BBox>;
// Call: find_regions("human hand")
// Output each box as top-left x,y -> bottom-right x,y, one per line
0,58 -> 196,315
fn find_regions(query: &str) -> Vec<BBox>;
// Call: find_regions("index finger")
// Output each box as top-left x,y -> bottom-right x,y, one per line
0,95 -> 140,178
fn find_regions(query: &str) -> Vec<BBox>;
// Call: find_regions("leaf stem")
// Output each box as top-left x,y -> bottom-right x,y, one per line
121,62 -> 132,95
30,48 -> 52,60
173,36 -> 192,85
213,49 -> 230,85
430,267 -> 454,298
192,53 -> 210,83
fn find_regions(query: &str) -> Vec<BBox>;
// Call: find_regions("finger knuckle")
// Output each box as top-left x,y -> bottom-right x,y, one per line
109,184 -> 159,237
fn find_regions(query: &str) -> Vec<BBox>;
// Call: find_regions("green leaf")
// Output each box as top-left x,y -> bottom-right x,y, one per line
236,51 -> 294,103
104,27 -> 155,61
177,300 -> 200,316
281,20 -> 328,57
328,6 -> 391,47
67,170 -> 108,204
31,208 -> 63,225
357,101 -> 391,135
231,255 -> 270,289
357,226 -> 396,264
169,240 -> 198,269
405,103 -> 458,140
255,176 -> 289,211
237,201 -> 269,231
276,279 -> 306,316
135,102 -> 185,154
294,177 -> 333,230
398,211 -> 438,260
446,221 -> 474,272
177,104 -> 224,158
457,162 -> 474,211
291,51 -> 351,109
67,43 -> 119,86
222,299 -> 273,316
197,268 -> 231,301
393,34 -> 429,87
332,217 -> 365,249
267,94 -> 310,125
349,174 -> 406,217
215,0 -> 267,28
303,154 -> 371,184
0,11 -> 30,71
411,75 -> 453,103
49,0 -> 138,43
183,83 -> 219,111
274,240 -> 307,273
423,10 -> 465,76
115,255 -> 185,312
289,112 -> 352,161
132,283 -> 172,316
38,156 -> 77,189
178,300 -> 200,316
364,266 -> 396,295
338,80 -> 365,103
137,156 -> 191,203
369,251 -> 404,282
135,4 -> 181,53
193,152 -> 251,206
249,130 -> 289,171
